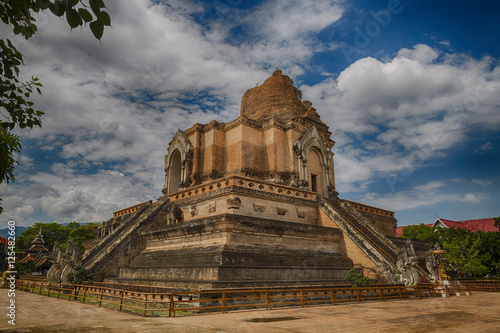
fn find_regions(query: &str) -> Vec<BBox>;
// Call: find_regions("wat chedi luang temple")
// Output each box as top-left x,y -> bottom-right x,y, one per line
50,70 -> 434,289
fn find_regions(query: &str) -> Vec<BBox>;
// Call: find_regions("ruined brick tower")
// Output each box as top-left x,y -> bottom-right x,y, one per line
75,71 -> 431,289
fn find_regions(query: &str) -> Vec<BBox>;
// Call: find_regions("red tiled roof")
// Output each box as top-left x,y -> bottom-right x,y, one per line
434,217 -> 498,232
19,253 -> 50,267
19,253 -> 37,264
458,218 -> 497,232
0,236 -> 8,245
434,219 -> 463,228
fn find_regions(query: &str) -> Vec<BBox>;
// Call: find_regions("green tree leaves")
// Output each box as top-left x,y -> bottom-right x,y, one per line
78,8 -> 93,23
90,20 -> 104,40
16,222 -> 98,254
442,228 -> 490,277
66,8 -> 83,28
0,128 -> 21,183
345,268 -> 371,288
0,128 -> 21,214
401,223 -> 441,245
402,224 -> 500,277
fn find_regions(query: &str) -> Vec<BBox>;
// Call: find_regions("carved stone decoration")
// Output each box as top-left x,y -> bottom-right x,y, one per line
396,239 -> 420,286
425,242 -> 441,283
276,207 -> 287,216
253,203 -> 265,213
208,202 -> 216,214
327,185 -> 339,200
47,241 -> 64,283
172,205 -> 184,223
190,205 -> 198,217
48,238 -> 82,283
227,197 -> 242,209
293,126 -> 332,195
152,209 -> 168,227
165,129 -> 194,194
297,209 -> 306,219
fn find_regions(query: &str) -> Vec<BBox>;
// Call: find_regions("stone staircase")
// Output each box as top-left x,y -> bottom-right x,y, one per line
318,197 -> 403,283
82,196 -> 170,275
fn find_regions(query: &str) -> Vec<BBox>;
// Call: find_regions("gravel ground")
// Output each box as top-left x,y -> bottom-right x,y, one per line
1,288 -> 500,332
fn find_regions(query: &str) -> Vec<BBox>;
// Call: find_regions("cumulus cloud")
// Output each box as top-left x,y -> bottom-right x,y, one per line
359,181 -> 485,212
302,44 -> 500,193
245,0 -> 344,41
2,1 -> 499,225
2,0 -> 346,224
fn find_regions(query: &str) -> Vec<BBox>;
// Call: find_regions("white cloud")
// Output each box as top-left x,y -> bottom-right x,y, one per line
359,182 -> 484,212
413,181 -> 446,192
301,44 -> 500,193
474,142 -> 492,154
2,0 -> 347,224
2,1 -> 499,225
245,0 -> 344,42
471,179 -> 493,186
463,192 -> 483,203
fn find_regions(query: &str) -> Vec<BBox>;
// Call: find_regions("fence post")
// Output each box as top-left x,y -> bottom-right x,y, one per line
330,288 -> 336,305
82,286 -> 88,304
300,290 -> 305,307
57,283 -> 62,299
222,292 -> 227,313
265,291 -> 270,310
169,294 -> 175,318
356,288 -> 361,303
379,287 -> 384,301
119,291 -> 124,312
68,285 -> 74,301
398,286 -> 403,300
99,288 -> 104,307
144,294 -> 148,317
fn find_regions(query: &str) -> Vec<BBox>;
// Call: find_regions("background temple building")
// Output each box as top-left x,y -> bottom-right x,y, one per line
19,229 -> 51,272
69,70 -> 431,289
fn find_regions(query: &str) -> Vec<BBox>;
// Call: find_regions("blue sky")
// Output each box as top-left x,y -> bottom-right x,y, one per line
1,0 -> 499,227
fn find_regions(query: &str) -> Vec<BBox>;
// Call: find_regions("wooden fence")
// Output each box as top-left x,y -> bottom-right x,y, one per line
17,279 -> 487,317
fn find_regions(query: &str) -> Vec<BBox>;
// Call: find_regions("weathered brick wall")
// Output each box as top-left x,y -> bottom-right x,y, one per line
345,200 -> 397,237
240,70 -> 308,122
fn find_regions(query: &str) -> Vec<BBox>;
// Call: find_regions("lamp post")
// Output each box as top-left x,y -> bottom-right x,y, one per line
431,249 -> 447,282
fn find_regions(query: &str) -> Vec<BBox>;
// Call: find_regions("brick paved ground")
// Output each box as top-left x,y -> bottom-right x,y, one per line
1,288 -> 499,332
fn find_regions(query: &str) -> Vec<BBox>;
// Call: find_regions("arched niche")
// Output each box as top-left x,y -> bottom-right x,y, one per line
293,126 -> 331,196
308,148 -> 323,194
164,129 -> 193,194
168,150 -> 182,193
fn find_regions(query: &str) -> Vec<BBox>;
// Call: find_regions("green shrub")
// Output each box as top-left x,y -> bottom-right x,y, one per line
346,268 -> 370,288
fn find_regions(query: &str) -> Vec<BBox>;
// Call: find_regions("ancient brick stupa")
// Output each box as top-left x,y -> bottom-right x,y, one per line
68,70 -> 432,289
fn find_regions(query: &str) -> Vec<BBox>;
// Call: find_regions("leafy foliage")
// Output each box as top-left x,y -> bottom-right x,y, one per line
494,217 -> 500,231
402,224 -> 500,277
0,0 -> 110,213
16,222 -> 98,253
0,128 -> 21,213
442,228 -> 490,277
345,268 -> 370,288
400,223 -> 442,245
14,262 -> 33,277
67,265 -> 94,284
69,223 -> 98,252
